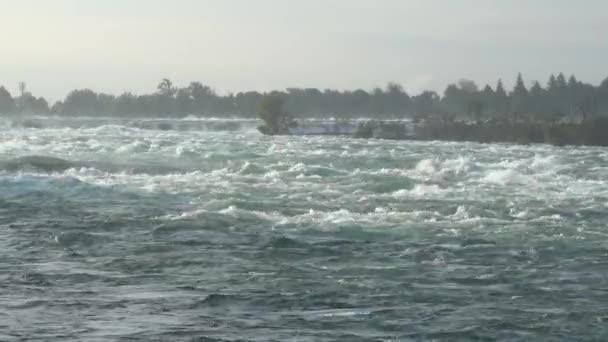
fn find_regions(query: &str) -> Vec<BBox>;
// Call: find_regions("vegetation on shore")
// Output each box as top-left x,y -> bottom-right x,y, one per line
410,117 -> 608,146
1,73 -> 608,122
254,91 -> 608,146
3,72 -> 608,146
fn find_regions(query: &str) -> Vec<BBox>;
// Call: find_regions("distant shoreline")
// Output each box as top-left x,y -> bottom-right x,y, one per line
258,117 -> 608,147
2,72 -> 608,123
5,114 -> 608,147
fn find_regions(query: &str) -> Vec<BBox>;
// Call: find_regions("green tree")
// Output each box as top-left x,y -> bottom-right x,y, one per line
510,73 -> 529,121
556,73 -> 567,90
385,82 -> 410,116
18,93 -> 50,114
547,74 -> 557,91
63,89 -> 99,115
257,93 -> 290,134
188,82 -> 215,115
528,81 -> 544,121
51,101 -> 64,114
96,94 -> 116,115
157,78 -> 176,97
176,88 -> 193,115
458,79 -> 479,93
442,79 -> 479,119
597,77 -> 608,113
478,84 -> 495,120
114,92 -> 139,115
493,79 -> 510,120
235,91 -> 262,117
411,91 -> 440,120
0,86 -> 17,114
370,87 -> 386,117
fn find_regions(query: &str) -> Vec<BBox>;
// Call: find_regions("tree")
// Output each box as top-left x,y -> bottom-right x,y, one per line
176,88 -> 193,115
2,72 -> 607,121
63,89 -> 99,115
114,92 -> 138,115
576,85 -> 597,122
385,82 -> 410,116
493,79 -> 509,120
510,73 -> 529,121
235,91 -> 262,117
468,100 -> 485,123
350,89 -> 372,116
157,78 -> 176,97
529,81 -> 543,97
16,82 -> 30,113
0,86 -> 17,114
597,77 -> 608,113
51,101 -> 65,114
480,85 -> 495,115
458,79 -> 479,93
567,75 -> 578,89
528,81 -> 544,121
553,73 -> 569,117
556,73 -> 567,90
18,93 -> 49,114
411,91 -> 440,119
370,87 -> 386,117
257,93 -> 293,134
442,84 -> 462,114
188,82 -> 214,115
97,93 -> 116,115
149,79 -> 178,115
442,79 -> 479,119
544,73 -> 567,120
547,74 -> 558,92
512,73 -> 528,96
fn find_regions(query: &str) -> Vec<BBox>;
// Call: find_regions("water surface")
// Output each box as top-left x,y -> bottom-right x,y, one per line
2,117 -> 608,341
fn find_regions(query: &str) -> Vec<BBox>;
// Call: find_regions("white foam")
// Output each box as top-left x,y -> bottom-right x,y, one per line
4,116 -> 608,236
481,169 -> 528,185
394,184 -> 443,198
117,141 -> 149,153
415,159 -> 436,175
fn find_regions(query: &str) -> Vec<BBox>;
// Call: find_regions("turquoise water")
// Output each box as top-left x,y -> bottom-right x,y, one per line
2,117 -> 608,341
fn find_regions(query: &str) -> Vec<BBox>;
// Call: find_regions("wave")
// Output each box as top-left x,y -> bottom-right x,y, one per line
0,155 -> 189,177
0,155 -> 75,173
5,116 -> 261,132
5,115 -> 411,134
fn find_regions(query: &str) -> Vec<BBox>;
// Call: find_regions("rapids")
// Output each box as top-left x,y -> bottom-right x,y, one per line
1,116 -> 607,341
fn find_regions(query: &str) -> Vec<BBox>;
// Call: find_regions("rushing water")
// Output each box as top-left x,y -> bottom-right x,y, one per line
1,116 -> 608,341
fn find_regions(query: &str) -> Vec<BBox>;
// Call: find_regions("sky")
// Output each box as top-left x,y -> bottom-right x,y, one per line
1,0 -> 607,102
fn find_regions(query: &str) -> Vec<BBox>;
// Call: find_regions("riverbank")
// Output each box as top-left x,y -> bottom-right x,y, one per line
259,117 -> 608,147
410,118 -> 608,146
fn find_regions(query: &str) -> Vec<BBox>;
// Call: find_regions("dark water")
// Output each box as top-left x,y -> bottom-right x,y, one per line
2,117 -> 608,341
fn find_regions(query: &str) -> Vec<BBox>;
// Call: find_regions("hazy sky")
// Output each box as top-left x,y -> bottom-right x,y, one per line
1,0 -> 606,102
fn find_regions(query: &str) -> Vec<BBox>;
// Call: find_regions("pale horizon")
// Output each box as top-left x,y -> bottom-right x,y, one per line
1,0 -> 607,103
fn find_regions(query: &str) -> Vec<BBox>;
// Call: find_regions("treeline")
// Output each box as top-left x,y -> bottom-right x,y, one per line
1,73 -> 608,121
